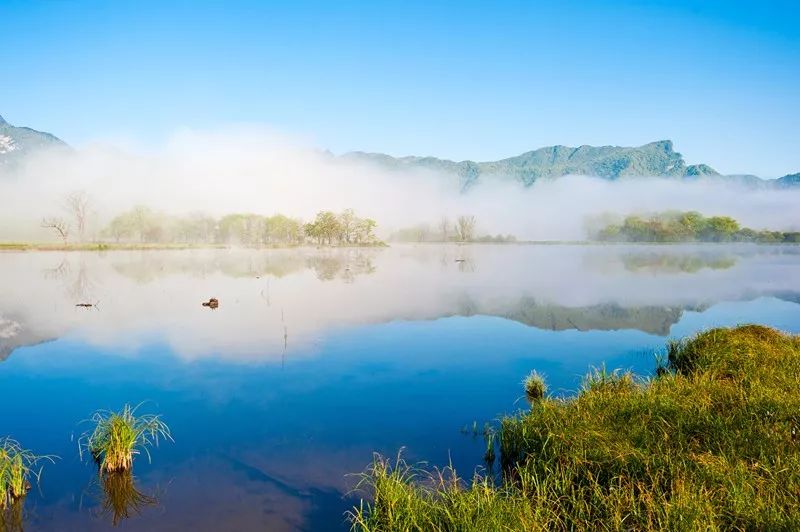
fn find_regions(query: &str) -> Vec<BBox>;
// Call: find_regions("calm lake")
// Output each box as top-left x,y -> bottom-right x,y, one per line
1,244 -> 799,530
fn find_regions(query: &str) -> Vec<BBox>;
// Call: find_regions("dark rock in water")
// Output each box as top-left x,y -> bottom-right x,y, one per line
202,298 -> 219,309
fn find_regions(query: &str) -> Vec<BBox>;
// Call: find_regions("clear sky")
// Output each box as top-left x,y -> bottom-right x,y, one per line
1,0 -> 798,176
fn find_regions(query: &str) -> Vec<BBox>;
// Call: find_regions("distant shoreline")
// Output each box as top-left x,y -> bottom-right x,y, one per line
1,240 -> 797,252
0,242 -> 388,252
393,240 -> 800,246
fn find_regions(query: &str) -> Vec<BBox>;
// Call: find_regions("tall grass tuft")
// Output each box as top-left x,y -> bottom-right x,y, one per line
351,325 -> 800,530
523,370 -> 547,404
80,403 -> 172,474
0,438 -> 55,509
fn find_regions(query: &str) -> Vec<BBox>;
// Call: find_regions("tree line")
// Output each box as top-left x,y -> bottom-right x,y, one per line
103,207 -> 379,246
391,215 -> 517,243
593,211 -> 800,243
40,192 -> 380,247
106,208 -> 307,245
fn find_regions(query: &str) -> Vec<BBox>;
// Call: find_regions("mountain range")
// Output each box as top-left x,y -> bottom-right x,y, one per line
345,141 -> 800,189
0,114 -> 797,188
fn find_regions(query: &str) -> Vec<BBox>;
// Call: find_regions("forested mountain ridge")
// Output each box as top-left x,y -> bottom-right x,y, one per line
345,140 -> 799,189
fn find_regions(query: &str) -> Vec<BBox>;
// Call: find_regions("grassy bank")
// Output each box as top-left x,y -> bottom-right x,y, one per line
0,242 -> 227,252
350,325 -> 800,531
0,241 -> 387,252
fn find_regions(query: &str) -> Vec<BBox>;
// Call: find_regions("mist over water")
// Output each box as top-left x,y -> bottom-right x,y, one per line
1,244 -> 798,362
2,127 -> 799,241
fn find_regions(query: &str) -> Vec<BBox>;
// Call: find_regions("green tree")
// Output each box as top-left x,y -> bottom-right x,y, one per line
703,216 -> 740,242
266,214 -> 303,244
338,209 -> 358,244
218,214 -> 249,244
355,218 -> 377,243
107,213 -> 135,242
130,205 -> 156,243
313,211 -> 342,245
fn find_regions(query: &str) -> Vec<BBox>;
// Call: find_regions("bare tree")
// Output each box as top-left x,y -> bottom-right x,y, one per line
64,191 -> 91,242
439,217 -> 450,242
41,217 -> 70,245
456,215 -> 476,242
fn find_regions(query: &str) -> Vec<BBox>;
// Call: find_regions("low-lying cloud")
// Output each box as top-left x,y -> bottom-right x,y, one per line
1,125 -> 798,241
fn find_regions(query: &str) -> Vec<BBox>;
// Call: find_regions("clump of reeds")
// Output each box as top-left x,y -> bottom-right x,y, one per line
80,404 -> 172,474
522,370 -> 547,403
0,438 -> 55,509
351,325 -> 800,530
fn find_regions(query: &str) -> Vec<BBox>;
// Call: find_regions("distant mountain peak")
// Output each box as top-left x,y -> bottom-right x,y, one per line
685,164 -> 720,177
0,114 -> 69,168
647,139 -> 674,152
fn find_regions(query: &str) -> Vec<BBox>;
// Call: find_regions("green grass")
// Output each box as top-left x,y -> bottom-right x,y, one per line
0,438 -> 55,510
80,404 -> 172,473
350,325 -> 800,531
0,241 -> 386,252
522,370 -> 547,404
0,242 -> 227,252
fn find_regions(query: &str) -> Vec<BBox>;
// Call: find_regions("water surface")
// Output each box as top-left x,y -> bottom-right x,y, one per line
1,244 -> 798,530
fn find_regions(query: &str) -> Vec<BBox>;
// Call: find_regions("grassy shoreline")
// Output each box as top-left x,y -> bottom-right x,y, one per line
3,240 -> 797,252
0,242 -> 388,252
350,325 -> 800,531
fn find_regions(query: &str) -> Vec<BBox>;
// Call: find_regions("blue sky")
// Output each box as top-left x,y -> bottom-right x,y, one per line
1,0 -> 798,176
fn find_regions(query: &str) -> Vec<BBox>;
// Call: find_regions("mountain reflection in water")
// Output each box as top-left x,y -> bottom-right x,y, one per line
1,244 -> 798,361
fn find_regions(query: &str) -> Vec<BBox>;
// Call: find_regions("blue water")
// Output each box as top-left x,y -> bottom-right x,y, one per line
0,245 -> 798,530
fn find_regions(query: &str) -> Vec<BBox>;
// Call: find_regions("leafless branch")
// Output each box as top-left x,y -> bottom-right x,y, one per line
41,217 -> 70,245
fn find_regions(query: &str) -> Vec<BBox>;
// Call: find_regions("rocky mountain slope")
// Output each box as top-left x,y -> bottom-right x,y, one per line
0,114 -> 69,170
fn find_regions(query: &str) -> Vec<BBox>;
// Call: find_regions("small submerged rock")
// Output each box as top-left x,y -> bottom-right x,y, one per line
202,298 -> 219,309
